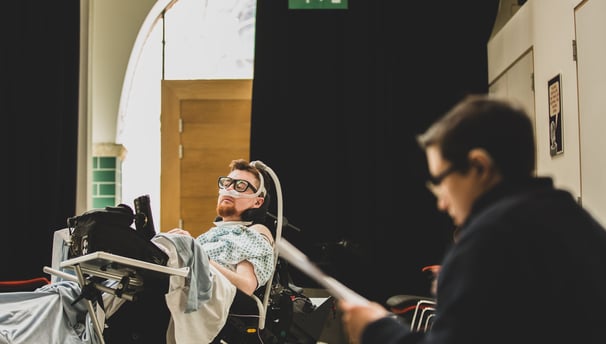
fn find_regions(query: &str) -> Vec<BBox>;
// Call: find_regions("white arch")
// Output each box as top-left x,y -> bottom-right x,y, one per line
116,0 -> 178,141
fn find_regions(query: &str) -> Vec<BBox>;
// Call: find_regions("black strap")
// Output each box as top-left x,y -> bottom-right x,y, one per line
71,277 -> 105,312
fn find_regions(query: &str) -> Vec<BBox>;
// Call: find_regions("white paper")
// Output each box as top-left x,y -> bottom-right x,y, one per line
277,239 -> 369,305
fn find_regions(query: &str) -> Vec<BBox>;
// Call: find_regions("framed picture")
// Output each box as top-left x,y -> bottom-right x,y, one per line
548,74 -> 563,156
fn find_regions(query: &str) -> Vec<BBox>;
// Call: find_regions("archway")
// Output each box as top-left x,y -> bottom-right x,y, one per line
116,0 -> 256,223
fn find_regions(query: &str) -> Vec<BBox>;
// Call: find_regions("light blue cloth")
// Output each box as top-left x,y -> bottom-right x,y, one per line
153,233 -> 213,313
0,281 -> 100,344
0,223 -> 274,343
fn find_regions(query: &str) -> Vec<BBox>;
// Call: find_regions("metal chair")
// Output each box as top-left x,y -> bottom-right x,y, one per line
386,265 -> 439,333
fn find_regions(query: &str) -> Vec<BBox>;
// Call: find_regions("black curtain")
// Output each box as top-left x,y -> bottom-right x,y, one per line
0,1 -> 80,280
0,0 -> 498,304
251,1 -> 499,303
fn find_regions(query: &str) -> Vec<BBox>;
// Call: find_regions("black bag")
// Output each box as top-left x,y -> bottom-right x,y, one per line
67,203 -> 168,266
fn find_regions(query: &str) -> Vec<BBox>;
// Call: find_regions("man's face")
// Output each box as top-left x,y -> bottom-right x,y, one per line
425,146 -> 484,226
217,170 -> 261,221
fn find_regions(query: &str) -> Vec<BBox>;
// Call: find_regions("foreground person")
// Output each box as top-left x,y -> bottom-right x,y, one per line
339,94 -> 606,344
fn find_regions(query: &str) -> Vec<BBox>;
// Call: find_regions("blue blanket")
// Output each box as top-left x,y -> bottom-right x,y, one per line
0,281 -> 100,344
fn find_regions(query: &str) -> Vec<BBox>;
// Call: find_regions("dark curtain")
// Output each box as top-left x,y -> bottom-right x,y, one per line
251,1 -> 499,303
0,1 -> 80,280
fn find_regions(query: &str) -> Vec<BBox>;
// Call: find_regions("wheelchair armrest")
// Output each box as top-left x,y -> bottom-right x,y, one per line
229,288 -> 263,314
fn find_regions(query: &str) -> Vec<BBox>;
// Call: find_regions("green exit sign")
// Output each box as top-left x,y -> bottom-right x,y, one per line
289,0 -> 348,10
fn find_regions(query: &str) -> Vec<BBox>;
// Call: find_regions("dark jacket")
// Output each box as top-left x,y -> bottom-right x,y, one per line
363,177 -> 606,344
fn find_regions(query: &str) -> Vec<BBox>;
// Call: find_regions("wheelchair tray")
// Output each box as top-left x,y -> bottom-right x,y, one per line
60,251 -> 189,283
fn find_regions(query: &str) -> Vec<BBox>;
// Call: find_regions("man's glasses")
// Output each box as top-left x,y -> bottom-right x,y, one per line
218,176 -> 258,193
427,165 -> 459,186
426,165 -> 459,197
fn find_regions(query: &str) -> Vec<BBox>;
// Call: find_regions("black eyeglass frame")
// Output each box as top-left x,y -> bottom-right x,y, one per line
427,165 -> 459,186
217,176 -> 258,193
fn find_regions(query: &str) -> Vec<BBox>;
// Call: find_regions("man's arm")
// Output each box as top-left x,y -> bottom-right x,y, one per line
210,223 -> 274,295
210,259 -> 258,295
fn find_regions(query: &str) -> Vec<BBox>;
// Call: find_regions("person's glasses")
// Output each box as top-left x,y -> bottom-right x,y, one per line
218,176 -> 258,193
426,165 -> 458,197
427,165 -> 459,186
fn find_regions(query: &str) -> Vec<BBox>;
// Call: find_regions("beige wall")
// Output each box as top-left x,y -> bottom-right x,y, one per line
488,0 -> 606,225
89,0 -> 157,143
488,0 -> 584,197
79,0 -> 157,212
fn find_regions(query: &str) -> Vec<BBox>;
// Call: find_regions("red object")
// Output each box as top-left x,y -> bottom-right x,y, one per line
421,265 -> 441,274
0,277 -> 51,292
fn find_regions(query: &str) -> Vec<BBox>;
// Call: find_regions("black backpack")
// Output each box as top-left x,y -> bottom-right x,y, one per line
67,203 -> 168,266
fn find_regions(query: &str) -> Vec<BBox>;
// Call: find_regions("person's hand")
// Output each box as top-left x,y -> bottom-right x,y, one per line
167,228 -> 192,236
339,299 -> 390,344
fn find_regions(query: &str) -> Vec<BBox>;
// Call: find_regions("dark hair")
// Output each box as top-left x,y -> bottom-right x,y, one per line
416,94 -> 535,180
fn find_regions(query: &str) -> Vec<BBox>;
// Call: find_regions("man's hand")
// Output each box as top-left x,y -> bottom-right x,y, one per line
339,299 -> 390,344
167,228 -> 192,236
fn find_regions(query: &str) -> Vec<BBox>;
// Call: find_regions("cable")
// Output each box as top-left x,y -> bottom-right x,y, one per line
250,160 -> 283,330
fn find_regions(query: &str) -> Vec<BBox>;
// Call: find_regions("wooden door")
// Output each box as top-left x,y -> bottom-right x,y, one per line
488,49 -> 536,172
161,79 -> 252,237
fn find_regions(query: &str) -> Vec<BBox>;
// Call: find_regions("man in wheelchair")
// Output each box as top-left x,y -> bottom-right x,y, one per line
0,159 -> 282,344
167,158 -> 274,296
157,158 -> 275,343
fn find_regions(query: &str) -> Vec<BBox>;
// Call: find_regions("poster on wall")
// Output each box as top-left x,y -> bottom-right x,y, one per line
548,74 -> 563,156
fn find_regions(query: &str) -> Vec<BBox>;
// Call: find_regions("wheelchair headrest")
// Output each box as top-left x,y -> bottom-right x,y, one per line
242,169 -> 272,224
